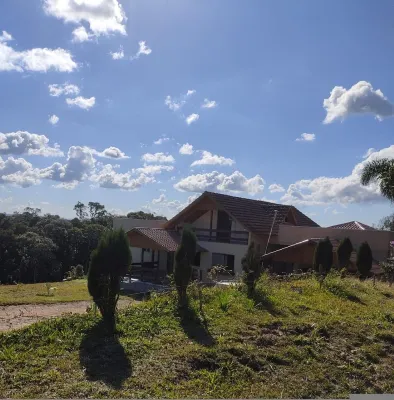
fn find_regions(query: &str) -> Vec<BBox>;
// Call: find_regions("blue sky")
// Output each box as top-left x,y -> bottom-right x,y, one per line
0,0 -> 393,226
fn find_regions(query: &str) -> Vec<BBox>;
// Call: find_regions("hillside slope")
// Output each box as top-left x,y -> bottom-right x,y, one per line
1,274 -> 394,398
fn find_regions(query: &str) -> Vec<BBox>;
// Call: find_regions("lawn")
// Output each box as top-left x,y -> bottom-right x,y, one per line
0,279 -> 91,305
1,273 -> 394,398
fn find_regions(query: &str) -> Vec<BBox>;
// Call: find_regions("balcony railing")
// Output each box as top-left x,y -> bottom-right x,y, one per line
191,228 -> 249,245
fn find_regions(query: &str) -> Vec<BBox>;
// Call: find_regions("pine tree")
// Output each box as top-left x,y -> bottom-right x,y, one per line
242,242 -> 262,296
88,228 -> 131,331
357,241 -> 373,279
337,237 -> 353,269
174,228 -> 197,305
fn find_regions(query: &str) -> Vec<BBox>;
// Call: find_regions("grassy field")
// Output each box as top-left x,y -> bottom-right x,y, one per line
0,279 -> 91,305
1,273 -> 394,398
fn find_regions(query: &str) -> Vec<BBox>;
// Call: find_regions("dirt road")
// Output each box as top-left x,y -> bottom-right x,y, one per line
0,299 -> 132,332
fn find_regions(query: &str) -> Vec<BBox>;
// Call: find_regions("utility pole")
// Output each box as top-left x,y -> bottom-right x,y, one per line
264,210 -> 278,255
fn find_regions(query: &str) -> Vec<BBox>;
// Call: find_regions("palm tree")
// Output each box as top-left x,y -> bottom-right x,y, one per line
360,158 -> 394,202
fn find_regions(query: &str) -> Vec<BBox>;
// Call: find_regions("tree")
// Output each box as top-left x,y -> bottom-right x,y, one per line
88,229 -> 131,331
337,237 -> 353,270
126,210 -> 167,221
361,158 -> 394,202
174,228 -> 197,305
377,213 -> 394,231
381,260 -> 394,286
74,201 -> 88,220
357,241 -> 373,279
313,237 -> 333,275
242,242 -> 262,296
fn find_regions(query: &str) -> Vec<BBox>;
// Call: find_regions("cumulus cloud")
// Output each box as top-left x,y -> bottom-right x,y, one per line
131,41 -> 152,60
154,137 -> 170,145
90,164 -> 154,190
165,89 -> 196,112
191,151 -> 234,167
95,146 -> 129,159
296,133 -> 315,142
71,26 -> 94,43
48,114 -> 59,125
179,143 -> 194,155
201,98 -> 217,109
323,81 -> 394,123
66,96 -> 95,110
132,164 -> 174,175
152,193 -> 166,204
280,145 -> 394,206
0,131 -> 63,157
141,152 -> 175,164
43,0 -> 126,37
110,45 -> 124,60
269,183 -> 285,193
0,31 -> 77,72
174,170 -> 265,195
49,83 -> 80,97
186,113 -> 199,125
0,156 -> 42,187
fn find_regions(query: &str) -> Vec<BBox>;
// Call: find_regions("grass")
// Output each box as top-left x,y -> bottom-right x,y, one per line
1,273 -> 394,398
0,279 -> 91,305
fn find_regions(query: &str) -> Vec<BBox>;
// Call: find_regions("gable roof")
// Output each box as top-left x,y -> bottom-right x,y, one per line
164,191 -> 319,236
328,221 -> 376,231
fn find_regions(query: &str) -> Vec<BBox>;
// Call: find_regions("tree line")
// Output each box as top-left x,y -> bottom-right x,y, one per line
0,202 -> 166,284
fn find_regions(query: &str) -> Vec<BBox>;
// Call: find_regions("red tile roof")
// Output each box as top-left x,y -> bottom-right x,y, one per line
328,221 -> 376,231
131,228 -> 207,252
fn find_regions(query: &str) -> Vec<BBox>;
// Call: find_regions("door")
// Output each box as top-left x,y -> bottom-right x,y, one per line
217,210 -> 232,242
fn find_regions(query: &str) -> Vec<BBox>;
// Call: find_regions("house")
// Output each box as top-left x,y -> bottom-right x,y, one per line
114,191 -> 394,281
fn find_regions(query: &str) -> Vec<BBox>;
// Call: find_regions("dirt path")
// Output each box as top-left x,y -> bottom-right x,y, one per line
0,299 -> 133,332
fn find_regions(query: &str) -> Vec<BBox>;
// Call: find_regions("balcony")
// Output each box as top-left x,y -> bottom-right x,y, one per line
191,228 -> 249,245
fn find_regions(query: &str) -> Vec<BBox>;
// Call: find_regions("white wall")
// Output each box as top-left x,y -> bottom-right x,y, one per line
113,218 -> 166,232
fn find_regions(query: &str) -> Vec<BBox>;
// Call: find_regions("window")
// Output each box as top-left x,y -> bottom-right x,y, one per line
212,253 -> 235,275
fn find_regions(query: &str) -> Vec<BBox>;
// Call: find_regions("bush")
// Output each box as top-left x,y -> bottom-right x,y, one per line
381,260 -> 394,286
174,228 -> 197,305
337,237 -> 353,269
314,237 -> 333,273
357,242 -> 373,279
88,228 -> 131,331
242,242 -> 262,296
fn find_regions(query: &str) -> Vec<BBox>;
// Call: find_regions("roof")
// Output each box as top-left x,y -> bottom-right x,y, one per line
130,227 -> 207,252
165,191 -> 319,236
328,221 -> 376,231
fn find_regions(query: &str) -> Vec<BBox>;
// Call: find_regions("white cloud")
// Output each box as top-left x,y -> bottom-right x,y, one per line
53,181 -> 80,190
66,96 -> 95,110
141,152 -> 175,164
71,26 -> 94,43
49,83 -> 80,97
48,114 -> 59,125
43,0 -> 127,37
280,145 -> 394,206
201,98 -> 217,109
131,41 -> 152,60
0,131 -> 63,157
152,193 -> 166,204
179,143 -> 194,155
95,146 -> 129,159
186,113 -> 199,125
165,89 -> 196,112
296,133 -> 315,142
323,81 -> 394,124
0,156 -> 42,187
132,164 -> 174,175
191,151 -> 234,167
110,45 -> 124,60
186,90 -> 196,97
0,196 -> 12,204
269,183 -> 285,193
0,33 -> 77,73
154,137 -> 170,145
90,164 -> 154,190
174,170 -> 265,195
363,148 -> 376,159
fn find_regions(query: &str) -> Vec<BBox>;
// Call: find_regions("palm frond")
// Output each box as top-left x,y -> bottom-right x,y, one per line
360,158 -> 394,185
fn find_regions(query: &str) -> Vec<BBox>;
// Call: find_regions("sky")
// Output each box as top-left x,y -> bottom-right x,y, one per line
0,0 -> 394,226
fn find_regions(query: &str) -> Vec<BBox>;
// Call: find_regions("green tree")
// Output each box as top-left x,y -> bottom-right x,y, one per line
242,242 -> 262,296
381,260 -> 394,286
313,237 -> 333,275
357,241 -> 373,279
74,201 -> 88,220
337,237 -> 353,269
377,213 -> 394,231
126,210 -> 167,220
174,228 -> 197,305
361,158 -> 394,202
88,229 -> 131,331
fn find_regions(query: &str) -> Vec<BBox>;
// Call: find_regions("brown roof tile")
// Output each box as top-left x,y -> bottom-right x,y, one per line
328,221 -> 376,231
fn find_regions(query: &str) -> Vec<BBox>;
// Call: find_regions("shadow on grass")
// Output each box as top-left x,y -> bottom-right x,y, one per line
251,290 -> 283,316
178,300 -> 215,347
326,284 -> 366,305
79,320 -> 132,389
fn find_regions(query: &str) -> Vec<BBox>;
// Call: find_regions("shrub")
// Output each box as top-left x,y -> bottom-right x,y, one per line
75,264 -> 84,278
313,237 -> 333,274
242,242 -> 262,296
174,228 -> 197,305
357,241 -> 373,279
337,237 -> 353,269
88,228 -> 131,331
381,260 -> 394,286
